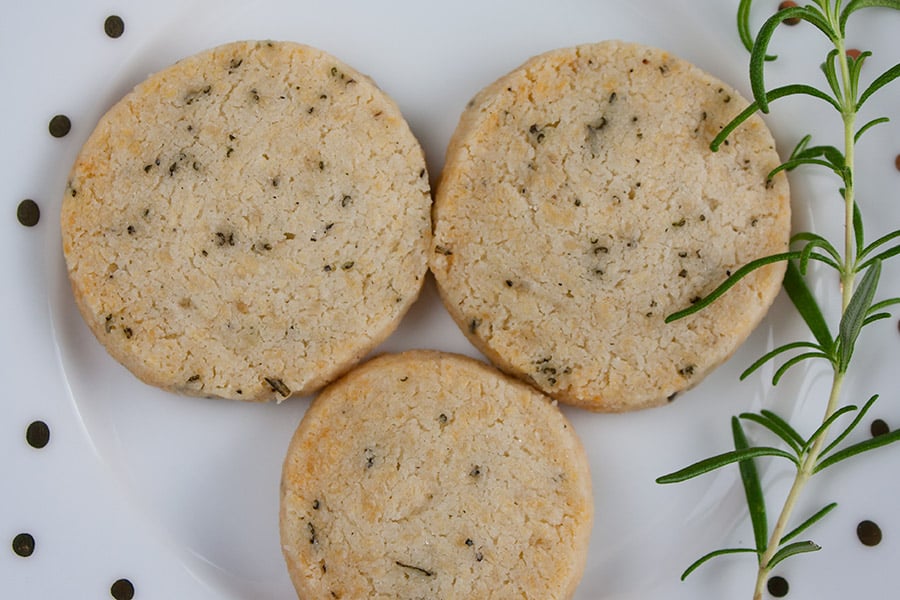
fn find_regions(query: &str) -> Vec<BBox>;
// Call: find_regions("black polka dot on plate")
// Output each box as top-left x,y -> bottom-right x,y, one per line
26,420 -> 50,448
104,15 -> 125,39
16,199 -> 40,227
12,533 -> 35,557
767,575 -> 789,597
110,578 -> 135,600
49,114 -> 71,138
857,520 -> 883,546
871,418 -> 889,438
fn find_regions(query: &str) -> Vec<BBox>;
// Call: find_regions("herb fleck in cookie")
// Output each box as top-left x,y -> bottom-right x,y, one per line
61,41 -> 431,401
280,351 -> 593,599
431,41 -> 790,411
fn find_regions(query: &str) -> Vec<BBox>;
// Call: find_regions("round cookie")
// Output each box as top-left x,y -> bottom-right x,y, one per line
430,41 -> 790,412
61,41 -> 431,401
280,350 -> 593,599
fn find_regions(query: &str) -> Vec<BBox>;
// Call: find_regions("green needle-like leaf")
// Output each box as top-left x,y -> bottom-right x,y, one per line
733,417 -> 769,552
815,429 -> 900,473
858,244 -> 900,271
681,547 -> 758,580
711,85 -> 841,151
863,312 -> 892,326
766,540 -> 822,569
751,7 -> 837,112
740,341 -> 825,382
772,351 -> 832,385
821,395 -> 880,457
793,144 -> 846,168
656,447 -> 799,484
858,63 -> 900,109
838,260 -> 882,371
848,51 -> 873,101
781,503 -> 838,543
739,411 -> 804,455
855,117 -> 891,142
852,201 -> 865,258
799,245 -> 842,274
859,228 -> 900,262
782,260 -> 834,352
867,297 -> 900,314
804,405 -> 859,452
768,157 -> 846,181
667,252 -> 798,322
840,0 -> 900,35
760,410 -> 806,447
820,49 -> 843,100
737,0 -> 778,60
792,232 -> 841,261
789,134 -> 813,159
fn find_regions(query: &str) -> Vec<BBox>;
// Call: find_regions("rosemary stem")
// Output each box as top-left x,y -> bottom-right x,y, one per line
836,33 -> 858,310
752,23 -> 859,600
751,370 -> 846,600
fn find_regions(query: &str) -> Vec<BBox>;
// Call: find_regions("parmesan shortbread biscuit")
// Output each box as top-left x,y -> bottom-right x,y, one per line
280,351 -> 593,599
61,41 -> 431,401
431,41 -> 790,411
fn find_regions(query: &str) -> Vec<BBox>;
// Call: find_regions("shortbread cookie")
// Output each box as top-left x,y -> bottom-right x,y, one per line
280,351 -> 593,599
431,41 -> 790,411
61,41 -> 431,401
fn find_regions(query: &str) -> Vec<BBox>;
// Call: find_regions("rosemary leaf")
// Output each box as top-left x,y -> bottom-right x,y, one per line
711,85 -> 841,151
681,547 -> 758,580
780,503 -> 838,543
815,429 -> 900,473
760,409 -> 807,447
799,243 -> 842,274
804,405 -> 859,452
866,297 -> 900,314
848,51 -> 873,101
852,200 -> 865,257
820,49 -> 843,100
858,228 -> 900,262
792,143 -> 845,168
837,260 -> 882,371
858,243 -> 900,271
792,232 -> 841,266
767,156 -> 846,181
854,116 -> 891,142
733,417 -> 769,553
863,312 -> 893,326
737,0 -> 777,60
857,63 -> 900,108
656,447 -> 799,484
840,0 -> 900,35
821,394 -> 880,457
750,6 -> 837,112
766,540 -> 821,569
739,341 -> 824,382
772,351 -> 832,385
782,260 -> 834,351
666,252 -> 798,322
739,411 -> 804,455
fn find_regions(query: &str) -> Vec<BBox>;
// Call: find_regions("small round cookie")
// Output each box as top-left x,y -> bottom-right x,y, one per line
431,41 -> 790,412
61,41 -> 431,401
280,350 -> 593,600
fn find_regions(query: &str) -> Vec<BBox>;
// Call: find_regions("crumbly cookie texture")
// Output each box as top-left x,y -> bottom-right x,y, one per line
431,41 -> 790,412
61,41 -> 431,401
280,350 -> 593,600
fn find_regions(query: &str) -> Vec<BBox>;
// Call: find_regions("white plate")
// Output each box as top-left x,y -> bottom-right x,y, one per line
2,1 -> 899,598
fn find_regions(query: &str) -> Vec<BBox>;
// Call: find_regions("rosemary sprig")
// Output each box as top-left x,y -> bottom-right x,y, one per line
657,1 -> 900,598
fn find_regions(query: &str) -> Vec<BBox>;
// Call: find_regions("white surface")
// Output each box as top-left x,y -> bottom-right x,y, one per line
2,1 -> 899,598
